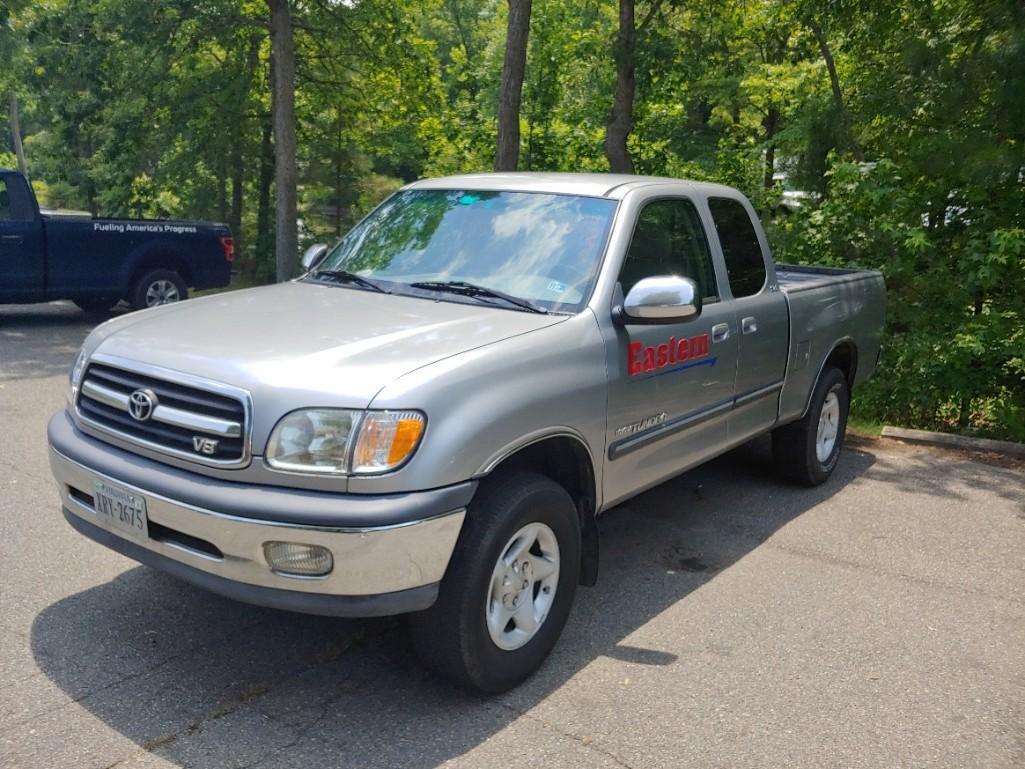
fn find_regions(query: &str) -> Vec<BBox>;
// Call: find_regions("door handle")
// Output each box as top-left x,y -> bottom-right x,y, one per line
742,316 -> 758,335
1,235 -> 23,244
711,323 -> 731,343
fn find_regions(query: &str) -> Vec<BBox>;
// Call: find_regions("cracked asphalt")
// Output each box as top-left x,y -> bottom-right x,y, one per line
2,301 -> 1024,769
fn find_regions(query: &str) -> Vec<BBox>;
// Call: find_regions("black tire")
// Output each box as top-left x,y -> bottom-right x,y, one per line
73,296 -> 118,313
772,366 -> 850,486
409,471 -> 581,693
130,269 -> 188,310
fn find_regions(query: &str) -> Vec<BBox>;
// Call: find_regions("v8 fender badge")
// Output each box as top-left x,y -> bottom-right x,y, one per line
628,332 -> 712,377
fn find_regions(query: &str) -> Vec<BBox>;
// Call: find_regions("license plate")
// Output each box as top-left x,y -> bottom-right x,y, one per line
93,480 -> 148,538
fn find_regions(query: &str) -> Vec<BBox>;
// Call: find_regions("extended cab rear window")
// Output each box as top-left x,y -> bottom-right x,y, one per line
708,197 -> 766,298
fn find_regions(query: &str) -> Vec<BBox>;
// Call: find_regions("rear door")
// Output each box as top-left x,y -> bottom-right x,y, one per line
602,195 -> 739,506
0,173 -> 45,298
706,196 -> 789,440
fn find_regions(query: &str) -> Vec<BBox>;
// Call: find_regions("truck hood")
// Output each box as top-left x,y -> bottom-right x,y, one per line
92,281 -> 567,408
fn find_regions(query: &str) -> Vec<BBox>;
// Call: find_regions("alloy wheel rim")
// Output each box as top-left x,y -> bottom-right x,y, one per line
816,390 -> 840,463
145,280 -> 180,307
485,522 -> 560,651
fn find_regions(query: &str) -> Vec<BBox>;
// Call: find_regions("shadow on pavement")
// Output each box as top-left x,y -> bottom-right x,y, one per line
0,303 -> 120,381
30,438 -> 877,768
857,441 -> 1025,514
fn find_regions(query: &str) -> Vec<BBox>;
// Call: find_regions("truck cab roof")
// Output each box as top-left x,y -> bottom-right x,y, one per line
405,172 -> 742,200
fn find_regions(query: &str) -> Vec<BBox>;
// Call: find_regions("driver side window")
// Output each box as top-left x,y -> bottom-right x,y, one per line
618,198 -> 719,302
0,175 -> 34,222
0,178 -> 12,221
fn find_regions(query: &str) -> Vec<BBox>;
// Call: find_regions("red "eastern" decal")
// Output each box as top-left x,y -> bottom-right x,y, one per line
628,333 -> 710,376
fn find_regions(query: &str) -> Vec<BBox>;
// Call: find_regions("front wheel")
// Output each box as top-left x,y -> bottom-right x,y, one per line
772,366 -> 850,486
409,471 -> 581,693
131,269 -> 188,310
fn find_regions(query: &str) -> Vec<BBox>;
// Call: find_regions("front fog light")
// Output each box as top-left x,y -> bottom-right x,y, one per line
264,541 -> 334,577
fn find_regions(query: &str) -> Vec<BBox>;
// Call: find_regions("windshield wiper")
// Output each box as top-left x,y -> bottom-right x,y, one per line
310,269 -> 390,294
408,281 -> 548,314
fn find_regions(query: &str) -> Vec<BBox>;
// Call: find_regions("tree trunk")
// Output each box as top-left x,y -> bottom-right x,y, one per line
808,18 -> 864,163
8,92 -> 27,176
525,116 -> 534,171
255,118 -> 275,275
494,0 -> 532,172
605,0 -> 636,174
229,34 -> 262,258
216,155 -> 229,224
958,290 -> 986,428
763,106 -> 779,189
267,0 -> 298,283
229,139 -> 244,246
335,109 -> 343,236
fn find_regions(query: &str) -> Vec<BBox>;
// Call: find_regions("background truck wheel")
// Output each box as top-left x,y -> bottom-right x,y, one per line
73,296 -> 118,313
131,269 -> 187,310
409,471 -> 581,693
772,366 -> 849,486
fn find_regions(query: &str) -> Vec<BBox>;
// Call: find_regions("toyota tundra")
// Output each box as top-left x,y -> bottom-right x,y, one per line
48,173 -> 886,692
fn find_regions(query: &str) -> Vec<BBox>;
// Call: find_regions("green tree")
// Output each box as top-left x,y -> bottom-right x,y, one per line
6,0 -> 1023,437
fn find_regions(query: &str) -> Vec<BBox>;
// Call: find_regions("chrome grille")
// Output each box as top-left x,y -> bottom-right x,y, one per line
76,361 -> 250,466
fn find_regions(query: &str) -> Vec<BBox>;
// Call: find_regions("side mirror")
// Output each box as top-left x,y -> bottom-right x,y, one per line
615,275 -> 702,325
301,243 -> 329,272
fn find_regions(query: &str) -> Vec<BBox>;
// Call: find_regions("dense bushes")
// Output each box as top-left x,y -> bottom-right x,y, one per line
773,161 -> 1025,440
4,0 -> 1024,439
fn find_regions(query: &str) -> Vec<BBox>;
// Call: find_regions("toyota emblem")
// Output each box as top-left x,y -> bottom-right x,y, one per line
128,389 -> 158,421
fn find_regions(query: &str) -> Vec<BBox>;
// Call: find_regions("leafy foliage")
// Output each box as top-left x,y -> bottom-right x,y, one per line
2,0 -> 1023,438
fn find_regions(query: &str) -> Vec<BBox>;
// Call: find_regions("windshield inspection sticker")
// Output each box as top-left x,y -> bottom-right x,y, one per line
628,332 -> 714,377
546,279 -> 568,293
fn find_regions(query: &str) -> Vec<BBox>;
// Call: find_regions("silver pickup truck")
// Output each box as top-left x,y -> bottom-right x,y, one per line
48,173 -> 885,692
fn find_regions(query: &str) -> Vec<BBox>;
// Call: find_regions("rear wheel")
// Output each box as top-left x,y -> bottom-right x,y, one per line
131,269 -> 187,310
772,366 -> 849,486
409,471 -> 581,693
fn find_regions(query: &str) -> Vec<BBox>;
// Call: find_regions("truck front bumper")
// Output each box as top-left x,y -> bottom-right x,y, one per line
48,411 -> 473,617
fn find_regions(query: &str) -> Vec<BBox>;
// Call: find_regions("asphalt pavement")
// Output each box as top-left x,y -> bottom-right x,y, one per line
1,301 -> 1023,769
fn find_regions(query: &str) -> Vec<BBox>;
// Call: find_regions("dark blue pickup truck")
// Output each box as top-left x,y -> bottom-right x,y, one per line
0,170 -> 233,312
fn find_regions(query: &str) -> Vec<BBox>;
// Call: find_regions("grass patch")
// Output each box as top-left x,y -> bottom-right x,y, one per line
846,415 -> 884,438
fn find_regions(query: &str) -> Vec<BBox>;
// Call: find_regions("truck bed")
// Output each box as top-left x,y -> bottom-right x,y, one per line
39,213 -> 232,296
776,263 -> 882,293
774,263 -> 886,425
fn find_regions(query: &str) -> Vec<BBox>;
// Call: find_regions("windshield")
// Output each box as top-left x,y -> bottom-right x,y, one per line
314,189 -> 618,312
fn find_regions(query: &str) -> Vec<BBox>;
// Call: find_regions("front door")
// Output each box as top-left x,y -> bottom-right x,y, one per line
0,173 -> 45,298
602,196 -> 739,507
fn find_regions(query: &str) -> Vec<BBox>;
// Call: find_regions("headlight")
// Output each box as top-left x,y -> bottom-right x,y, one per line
265,409 -> 359,474
265,409 -> 425,476
69,348 -> 88,403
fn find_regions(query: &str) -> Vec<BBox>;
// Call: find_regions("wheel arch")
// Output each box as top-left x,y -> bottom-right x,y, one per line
475,431 -> 600,587
127,244 -> 194,289
801,337 -> 858,418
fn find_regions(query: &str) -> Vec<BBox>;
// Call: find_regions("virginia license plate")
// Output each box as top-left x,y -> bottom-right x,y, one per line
93,480 -> 148,538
